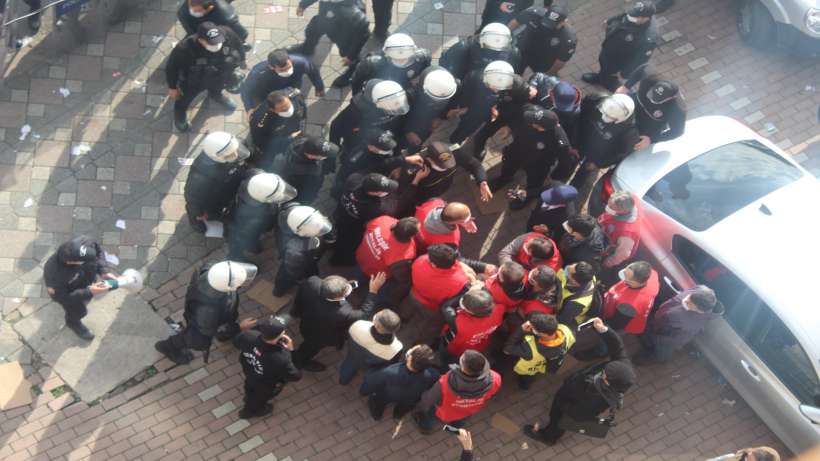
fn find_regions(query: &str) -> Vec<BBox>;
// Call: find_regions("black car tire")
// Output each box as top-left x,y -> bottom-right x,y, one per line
736,0 -> 776,49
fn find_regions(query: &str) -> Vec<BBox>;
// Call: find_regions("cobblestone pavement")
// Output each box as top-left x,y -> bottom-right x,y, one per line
1,0 -> 817,458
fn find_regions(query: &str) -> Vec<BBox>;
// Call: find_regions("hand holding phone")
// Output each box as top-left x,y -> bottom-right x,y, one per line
442,424 -> 460,434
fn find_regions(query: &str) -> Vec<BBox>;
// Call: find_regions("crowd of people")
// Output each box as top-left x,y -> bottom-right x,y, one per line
39,0 -> 781,458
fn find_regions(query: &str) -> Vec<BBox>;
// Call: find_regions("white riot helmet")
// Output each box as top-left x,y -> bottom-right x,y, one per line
247,172 -> 298,204
479,23 -> 512,51
482,60 -> 515,92
286,205 -> 333,237
383,33 -> 417,67
422,69 -> 457,100
598,94 -> 635,124
371,80 -> 410,115
207,261 -> 258,292
201,131 -> 250,163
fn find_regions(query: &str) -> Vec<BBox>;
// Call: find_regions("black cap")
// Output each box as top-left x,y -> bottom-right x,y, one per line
362,173 -> 399,193
197,22 -> 225,45
259,315 -> 287,340
523,105 -> 559,130
604,361 -> 636,393
642,80 -> 679,105
302,135 -> 339,159
542,4 -> 568,28
365,130 -> 397,151
627,1 -> 656,18
421,142 -> 457,170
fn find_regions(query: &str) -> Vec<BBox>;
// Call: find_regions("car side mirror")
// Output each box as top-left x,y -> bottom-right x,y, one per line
799,404 -> 820,425
663,276 -> 681,294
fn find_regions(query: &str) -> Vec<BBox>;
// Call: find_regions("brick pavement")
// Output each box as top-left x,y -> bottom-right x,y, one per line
1,0 -> 817,458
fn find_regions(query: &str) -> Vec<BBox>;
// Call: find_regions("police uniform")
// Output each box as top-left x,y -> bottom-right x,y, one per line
155,262 -> 240,364
270,136 -> 339,204
350,49 -> 431,94
479,0 -> 543,29
248,88 -> 306,153
224,171 -> 280,261
401,66 -> 458,152
166,24 -> 245,128
335,130 -> 404,193
623,69 -> 686,143
177,0 -> 249,42
329,79 -> 405,151
240,54 -> 324,111
514,6 -> 576,73
273,202 -> 328,295
448,70 -> 529,146
439,34 -> 522,81
295,0 -> 369,62
397,143 -> 487,208
184,150 -> 247,233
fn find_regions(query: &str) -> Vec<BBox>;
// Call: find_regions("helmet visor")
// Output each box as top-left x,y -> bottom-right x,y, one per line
480,32 -> 511,51
267,178 -> 298,204
483,71 -> 514,91
376,92 -> 410,115
224,261 -> 258,290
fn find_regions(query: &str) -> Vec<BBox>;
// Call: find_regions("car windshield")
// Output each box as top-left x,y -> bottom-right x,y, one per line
643,140 -> 803,231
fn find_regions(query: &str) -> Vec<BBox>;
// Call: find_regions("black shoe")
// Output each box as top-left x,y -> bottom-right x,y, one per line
174,115 -> 190,132
331,73 -> 352,88
67,321 -> 94,340
239,403 -> 273,419
523,424 -> 557,446
299,360 -> 327,372
241,43 -> 253,52
581,73 -> 600,85
373,29 -> 388,42
412,412 -> 435,435
210,92 -> 236,112
215,323 -> 240,342
154,340 -> 193,365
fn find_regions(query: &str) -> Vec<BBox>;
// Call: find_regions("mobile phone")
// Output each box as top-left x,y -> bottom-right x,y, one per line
349,280 -> 359,290
442,424 -> 460,434
577,318 -> 596,330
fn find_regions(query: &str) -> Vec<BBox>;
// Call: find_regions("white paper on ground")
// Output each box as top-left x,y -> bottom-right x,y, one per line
104,253 -> 120,266
115,219 -> 127,229
433,1 -> 443,8
71,144 -> 92,156
23,197 -> 34,208
19,125 -> 31,141
58,88 -> 71,97
204,220 -> 224,238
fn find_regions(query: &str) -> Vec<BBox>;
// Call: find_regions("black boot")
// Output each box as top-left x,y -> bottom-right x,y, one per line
210,92 -> 236,112
331,68 -> 355,88
239,403 -> 273,419
67,321 -> 94,341
174,110 -> 190,132
154,339 -> 193,365
298,359 -> 327,372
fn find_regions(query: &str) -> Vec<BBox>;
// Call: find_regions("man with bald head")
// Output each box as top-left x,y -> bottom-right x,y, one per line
414,199 -> 476,253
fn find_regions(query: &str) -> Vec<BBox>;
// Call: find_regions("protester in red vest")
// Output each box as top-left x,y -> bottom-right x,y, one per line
414,349 -> 502,433
519,266 -> 561,317
414,199 -> 476,253
498,231 -> 563,272
602,261 -> 659,335
410,245 -> 476,311
598,191 -> 641,277
440,288 -> 505,360
356,216 -> 420,303
484,261 -> 528,313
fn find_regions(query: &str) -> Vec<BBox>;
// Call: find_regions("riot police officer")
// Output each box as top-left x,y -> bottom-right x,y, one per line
270,135 -> 340,204
440,23 -> 521,81
335,129 -> 403,191
582,1 -> 658,91
509,3 -> 576,75
401,67 -> 458,152
184,132 -> 250,233
274,204 -> 334,296
618,67 -> 686,149
480,0 -> 548,30
248,88 -> 307,156
155,260 -> 257,364
224,171 -> 297,261
329,79 -> 410,152
166,22 -> 245,132
346,33 -> 431,93
177,0 -> 249,45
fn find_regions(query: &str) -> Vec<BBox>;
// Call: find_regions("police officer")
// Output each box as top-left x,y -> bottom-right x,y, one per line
329,79 -> 410,152
345,33 -> 431,93
224,171 -> 297,261
490,105 -> 571,200
440,23 -> 521,81
240,49 -> 325,112
402,66 -> 458,152
184,132 -> 250,233
270,135 -> 340,204
274,203 -> 334,296
155,260 -> 257,364
166,22 -> 245,132
248,88 -> 307,156
43,236 -> 116,340
571,92 -> 639,207
480,0 -> 548,30
177,0 -> 249,46
582,1 -> 658,91
509,3 -> 576,75
617,67 -> 686,149
290,0 -> 370,79
335,129 -> 404,191
235,315 -> 301,419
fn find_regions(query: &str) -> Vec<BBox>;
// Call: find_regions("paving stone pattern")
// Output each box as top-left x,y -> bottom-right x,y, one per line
0,0 -> 817,458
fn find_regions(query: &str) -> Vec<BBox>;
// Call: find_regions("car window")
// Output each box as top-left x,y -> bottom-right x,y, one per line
644,140 -> 803,231
746,305 -> 820,407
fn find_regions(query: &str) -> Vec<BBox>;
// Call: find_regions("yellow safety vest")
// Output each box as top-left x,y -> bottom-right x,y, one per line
513,324 -> 576,376
557,269 -> 596,324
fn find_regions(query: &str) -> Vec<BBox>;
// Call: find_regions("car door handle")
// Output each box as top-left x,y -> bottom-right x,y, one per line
740,359 -> 762,382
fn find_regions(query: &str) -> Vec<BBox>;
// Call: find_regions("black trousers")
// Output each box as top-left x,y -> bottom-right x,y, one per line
302,17 -> 330,55
291,336 -> 329,367
174,80 -> 226,120
367,394 -> 414,420
60,300 -> 88,324
537,392 -> 567,443
596,54 -> 623,92
242,379 -> 282,413
330,213 -> 364,266
495,149 -> 551,191
371,0 -> 394,36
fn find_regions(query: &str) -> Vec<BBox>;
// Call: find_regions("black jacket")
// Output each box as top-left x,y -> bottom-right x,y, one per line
330,80 -> 405,150
600,14 -> 657,76
292,275 -> 377,347
577,93 -> 639,168
480,0 -> 536,27
515,7 -> 576,70
275,203 -> 327,283
397,152 -> 487,205
558,225 -> 607,272
248,89 -> 307,151
183,262 -> 239,340
43,236 -> 111,306
224,173 -> 279,261
240,54 -> 324,111
301,0 -> 370,60
350,50 -> 431,94
235,330 -> 302,384
359,362 -> 440,405
439,35 -> 522,81
526,200 -> 572,239
177,0 -> 248,41
270,137 -> 333,204
184,153 -> 246,220
402,66 -> 457,145
449,71 -> 529,144
165,28 -> 245,89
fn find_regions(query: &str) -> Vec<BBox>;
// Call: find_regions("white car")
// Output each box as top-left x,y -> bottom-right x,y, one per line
736,0 -> 820,57
589,115 -> 820,454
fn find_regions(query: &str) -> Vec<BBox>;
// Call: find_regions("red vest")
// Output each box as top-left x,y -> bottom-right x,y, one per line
603,269 -> 660,334
597,210 -> 642,262
411,255 -> 470,310
356,216 -> 417,277
484,274 -> 526,313
414,198 -> 461,253
442,305 -> 505,356
519,298 -> 557,317
435,371 -> 502,423
514,233 -> 563,272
